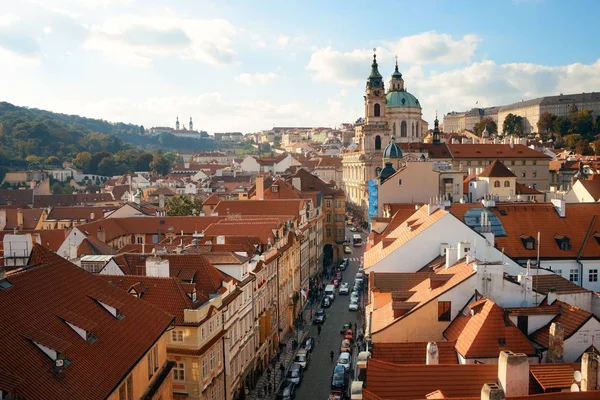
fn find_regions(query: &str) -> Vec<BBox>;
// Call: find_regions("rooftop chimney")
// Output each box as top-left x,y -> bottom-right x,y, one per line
17,208 -> 24,230
256,176 -> 265,200
581,352 -> 600,391
547,322 -> 564,363
426,342 -> 439,365
481,383 -> 505,400
547,288 -> 557,305
445,246 -> 458,268
497,351 -> 528,397
146,257 -> 169,277
97,226 -> 106,243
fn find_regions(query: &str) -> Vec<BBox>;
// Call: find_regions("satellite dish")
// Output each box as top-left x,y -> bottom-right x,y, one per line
574,370 -> 582,382
570,383 -> 580,392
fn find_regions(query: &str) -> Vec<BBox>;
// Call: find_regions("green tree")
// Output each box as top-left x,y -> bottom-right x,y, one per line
25,155 -> 42,164
165,195 -> 203,216
97,157 -> 118,176
89,151 -> 112,174
576,139 -> 594,155
563,134 -> 582,149
73,151 -> 92,172
134,153 -> 154,171
502,113 -> 524,137
553,117 -> 570,136
537,112 -> 556,135
45,156 -> 60,166
473,117 -> 497,136
149,155 -> 171,176
569,110 -> 595,136
592,138 -> 600,155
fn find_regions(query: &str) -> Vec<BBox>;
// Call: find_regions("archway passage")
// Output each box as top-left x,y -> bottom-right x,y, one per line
323,244 -> 334,267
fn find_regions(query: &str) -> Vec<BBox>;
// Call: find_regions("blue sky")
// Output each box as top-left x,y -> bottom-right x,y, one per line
1,0 -> 600,133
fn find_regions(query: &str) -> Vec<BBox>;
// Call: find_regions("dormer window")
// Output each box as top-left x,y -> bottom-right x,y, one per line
272,185 -> 279,193
93,296 -> 125,320
554,235 -> 571,251
520,235 -> 535,250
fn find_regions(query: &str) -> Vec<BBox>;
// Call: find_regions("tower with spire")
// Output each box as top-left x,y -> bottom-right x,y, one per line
433,112 -> 441,145
359,48 -> 389,153
175,116 -> 180,130
189,117 -> 193,131
388,56 -> 405,92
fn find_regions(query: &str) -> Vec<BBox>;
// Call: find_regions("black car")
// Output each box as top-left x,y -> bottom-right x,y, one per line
286,363 -> 303,385
313,309 -> 326,324
276,381 -> 296,400
321,296 -> 332,308
330,364 -> 348,392
302,337 -> 315,353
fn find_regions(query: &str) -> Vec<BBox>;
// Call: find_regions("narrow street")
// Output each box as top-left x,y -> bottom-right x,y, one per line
293,226 -> 367,399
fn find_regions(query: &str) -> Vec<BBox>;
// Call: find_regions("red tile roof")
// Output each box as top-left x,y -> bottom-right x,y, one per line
479,159 -> 517,178
99,275 -> 202,324
111,253 -> 228,296
516,182 -> 543,195
447,144 -> 551,159
578,179 -> 600,201
443,298 -> 536,358
530,301 -> 595,347
531,275 -> 589,294
529,364 -> 581,391
365,358 -> 498,400
203,194 -> 220,206
47,206 -> 113,221
212,199 -> 305,218
371,342 -> 458,364
0,244 -> 173,399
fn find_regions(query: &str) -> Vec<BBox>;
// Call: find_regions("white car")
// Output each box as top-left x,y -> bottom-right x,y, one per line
337,352 -> 352,371
349,299 -> 359,311
339,283 -> 350,295
350,292 -> 359,303
294,349 -> 309,370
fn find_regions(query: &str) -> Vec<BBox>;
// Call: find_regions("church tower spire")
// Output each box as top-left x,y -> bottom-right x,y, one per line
189,117 -> 193,131
389,55 -> 404,92
176,116 -> 180,130
433,111 -> 440,145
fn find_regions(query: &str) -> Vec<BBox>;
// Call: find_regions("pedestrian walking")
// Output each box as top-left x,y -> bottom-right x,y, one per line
266,367 -> 271,381
354,322 -> 357,332
279,363 -> 285,379
317,325 -> 322,336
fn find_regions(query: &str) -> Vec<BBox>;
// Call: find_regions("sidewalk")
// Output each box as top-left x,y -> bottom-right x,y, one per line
246,300 -> 319,399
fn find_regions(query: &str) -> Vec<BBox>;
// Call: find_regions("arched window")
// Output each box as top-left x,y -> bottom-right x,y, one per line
504,180 -> 510,187
393,122 -> 396,136
400,121 -> 407,137
494,180 -> 500,187
416,122 -> 419,137
374,103 -> 381,117
412,123 -> 415,136
375,135 -> 382,150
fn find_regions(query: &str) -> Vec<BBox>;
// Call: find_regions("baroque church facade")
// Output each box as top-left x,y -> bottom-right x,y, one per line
342,51 -> 429,221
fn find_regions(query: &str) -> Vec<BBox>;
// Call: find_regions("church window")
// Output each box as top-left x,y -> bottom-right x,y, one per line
504,180 -> 510,187
416,122 -> 419,137
393,123 -> 396,136
374,103 -> 381,117
494,181 -> 500,188
375,135 -> 382,150
400,121 -> 407,137
412,123 -> 415,136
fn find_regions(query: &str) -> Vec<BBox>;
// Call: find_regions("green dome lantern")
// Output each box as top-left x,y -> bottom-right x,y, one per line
383,137 -> 402,159
379,161 -> 396,183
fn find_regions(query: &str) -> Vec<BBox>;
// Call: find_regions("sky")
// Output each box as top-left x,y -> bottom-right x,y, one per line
1,0 -> 600,134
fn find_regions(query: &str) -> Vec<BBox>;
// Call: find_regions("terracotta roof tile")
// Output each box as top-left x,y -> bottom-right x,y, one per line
531,275 -> 588,294
0,244 -> 173,399
443,298 -> 536,358
578,179 -> 600,201
506,305 -> 560,316
212,199 -> 304,218
529,364 -> 580,391
447,144 -> 551,159
371,272 -> 430,292
516,182 -> 543,195
530,301 -> 594,347
371,342 -> 458,364
1,208 -> 44,230
47,206 -> 113,221
365,359 -> 497,400
478,159 -> 517,178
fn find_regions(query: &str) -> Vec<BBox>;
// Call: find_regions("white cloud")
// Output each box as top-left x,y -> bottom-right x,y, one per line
43,26 -> 52,35
0,47 -> 40,67
235,72 -> 279,86
276,35 -> 290,46
307,32 -> 479,85
385,31 -> 479,65
408,59 -> 600,123
0,14 -> 19,27
84,13 -> 238,67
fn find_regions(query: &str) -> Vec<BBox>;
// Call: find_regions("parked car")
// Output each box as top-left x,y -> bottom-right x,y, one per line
333,279 -> 340,288
286,363 -> 303,385
353,282 -> 361,293
321,296 -> 332,308
350,292 -> 359,303
349,226 -> 357,232
340,339 -> 352,354
339,282 -> 350,295
277,381 -> 297,400
313,309 -> 326,324
294,349 -> 310,370
302,337 -> 315,353
330,364 -> 349,392
335,271 -> 343,281
349,298 -> 359,311
325,284 -> 336,300
344,245 -> 352,254
337,352 -> 352,372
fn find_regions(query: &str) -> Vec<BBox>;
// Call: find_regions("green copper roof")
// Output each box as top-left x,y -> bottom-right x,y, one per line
369,53 -> 382,79
391,58 -> 403,80
379,161 -> 396,183
383,137 -> 402,159
385,90 -> 420,108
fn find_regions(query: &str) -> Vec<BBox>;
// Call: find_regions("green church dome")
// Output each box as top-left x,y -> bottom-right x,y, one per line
383,137 -> 402,159
379,161 -> 396,183
386,90 -> 420,108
